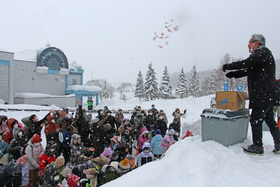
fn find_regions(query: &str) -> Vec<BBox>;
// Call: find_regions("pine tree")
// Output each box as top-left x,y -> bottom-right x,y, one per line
175,67 -> 187,98
135,71 -> 145,100
144,62 -> 158,100
189,65 -> 200,98
207,72 -> 216,95
159,66 -> 173,99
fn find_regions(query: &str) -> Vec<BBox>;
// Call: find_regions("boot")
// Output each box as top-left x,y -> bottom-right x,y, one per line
243,144 -> 264,155
273,144 -> 280,154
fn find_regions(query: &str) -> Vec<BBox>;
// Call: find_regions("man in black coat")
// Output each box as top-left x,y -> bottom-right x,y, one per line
27,110 -> 54,140
223,34 -> 280,155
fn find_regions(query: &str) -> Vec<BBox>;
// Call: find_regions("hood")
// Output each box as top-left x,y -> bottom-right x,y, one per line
167,129 -> 175,136
7,118 -> 18,132
47,115 -> 56,126
67,174 -> 81,187
101,148 -> 113,157
110,136 -> 118,144
13,127 -> 23,142
142,142 -> 151,149
71,134 -> 81,145
162,135 -> 172,145
140,126 -> 148,134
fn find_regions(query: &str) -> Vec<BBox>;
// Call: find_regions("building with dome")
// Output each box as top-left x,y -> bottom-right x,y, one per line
0,46 -> 101,108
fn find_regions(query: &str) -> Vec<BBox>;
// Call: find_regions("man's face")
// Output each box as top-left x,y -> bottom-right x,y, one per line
248,38 -> 259,53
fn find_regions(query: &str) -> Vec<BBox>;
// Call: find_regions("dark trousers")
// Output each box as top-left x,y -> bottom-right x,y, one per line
250,106 -> 280,147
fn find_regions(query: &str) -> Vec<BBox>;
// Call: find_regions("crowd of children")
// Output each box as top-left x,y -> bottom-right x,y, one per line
0,103 -> 191,187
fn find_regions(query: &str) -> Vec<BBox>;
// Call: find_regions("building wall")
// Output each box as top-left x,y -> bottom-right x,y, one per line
68,74 -> 82,87
14,97 -> 76,108
0,51 -> 14,103
13,60 -> 66,95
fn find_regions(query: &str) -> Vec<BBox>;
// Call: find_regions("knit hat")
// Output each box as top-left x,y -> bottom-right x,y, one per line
54,155 -> 65,167
168,129 -> 175,135
119,159 -> 130,170
31,133 -> 42,143
156,129 -> 161,135
125,155 -> 135,161
61,167 -> 72,178
93,156 -> 110,167
103,124 -> 111,131
17,155 -> 27,166
84,168 -> 98,179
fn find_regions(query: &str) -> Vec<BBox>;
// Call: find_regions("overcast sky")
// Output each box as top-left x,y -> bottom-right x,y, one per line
1,0 -> 280,84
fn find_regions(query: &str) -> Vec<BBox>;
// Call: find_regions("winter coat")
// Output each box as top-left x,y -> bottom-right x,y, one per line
144,115 -> 156,130
172,110 -> 186,124
138,126 -> 150,150
155,119 -> 167,137
226,46 -> 279,108
101,165 -> 120,185
44,115 -> 60,137
72,160 -> 95,178
161,135 -> 172,152
3,118 -> 17,144
22,164 -> 29,186
137,142 -> 154,167
0,121 -> 8,134
70,134 -> 91,165
115,112 -> 124,125
160,112 -> 168,124
28,113 -> 49,139
42,164 -> 59,187
0,140 -> 8,159
0,162 -> 22,186
151,134 -> 164,155
7,128 -> 27,160
39,152 -> 56,172
25,139 -> 44,170
104,115 -> 117,135
169,121 -> 181,133
133,112 -> 144,128
67,174 -> 81,187
100,148 -> 113,162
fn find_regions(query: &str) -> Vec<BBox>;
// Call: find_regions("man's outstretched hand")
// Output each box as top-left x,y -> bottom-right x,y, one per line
222,64 -> 228,72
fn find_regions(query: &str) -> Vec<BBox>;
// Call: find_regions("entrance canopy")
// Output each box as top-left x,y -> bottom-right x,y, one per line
65,85 -> 101,106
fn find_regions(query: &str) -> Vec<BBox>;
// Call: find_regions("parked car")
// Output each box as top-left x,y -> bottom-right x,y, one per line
210,97 -> 216,108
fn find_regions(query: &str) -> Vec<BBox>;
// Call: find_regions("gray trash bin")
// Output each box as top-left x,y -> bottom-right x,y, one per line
201,108 -> 249,147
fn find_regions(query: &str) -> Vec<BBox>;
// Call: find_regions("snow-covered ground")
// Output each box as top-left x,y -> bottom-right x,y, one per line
1,92 -> 280,187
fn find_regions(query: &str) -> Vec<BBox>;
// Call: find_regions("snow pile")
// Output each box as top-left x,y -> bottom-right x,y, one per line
3,93 -> 280,187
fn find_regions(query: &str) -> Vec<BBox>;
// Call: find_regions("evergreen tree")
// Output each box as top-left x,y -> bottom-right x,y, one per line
144,62 -> 158,100
159,66 -> 173,99
175,67 -> 188,98
135,71 -> 145,100
189,65 -> 200,98
207,72 -> 216,95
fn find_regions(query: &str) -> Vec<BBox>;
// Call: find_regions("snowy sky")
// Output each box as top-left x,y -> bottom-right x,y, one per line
1,0 -> 280,83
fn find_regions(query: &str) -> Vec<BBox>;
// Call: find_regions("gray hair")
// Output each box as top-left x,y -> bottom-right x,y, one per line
252,34 -> 266,46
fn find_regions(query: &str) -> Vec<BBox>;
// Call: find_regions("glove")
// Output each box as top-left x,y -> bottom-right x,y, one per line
184,109 -> 187,114
226,72 -> 235,79
222,64 -> 228,72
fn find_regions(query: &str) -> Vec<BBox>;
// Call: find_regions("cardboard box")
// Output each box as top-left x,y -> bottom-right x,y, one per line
216,91 -> 249,111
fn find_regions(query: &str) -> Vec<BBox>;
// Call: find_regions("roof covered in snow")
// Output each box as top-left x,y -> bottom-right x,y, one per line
66,85 -> 102,92
15,92 -> 75,98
